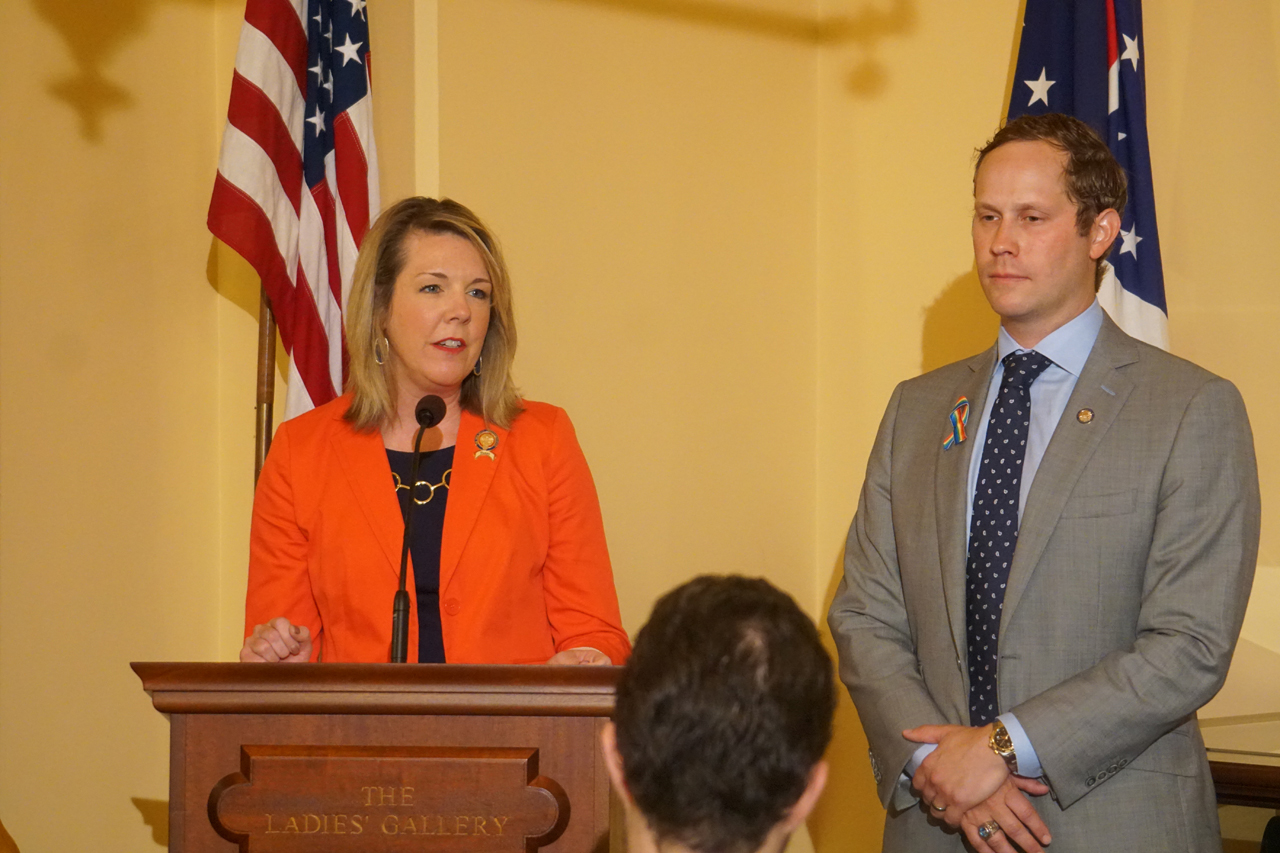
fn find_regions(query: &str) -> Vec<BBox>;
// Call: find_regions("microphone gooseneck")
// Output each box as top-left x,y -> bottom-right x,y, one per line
390,395 -> 447,663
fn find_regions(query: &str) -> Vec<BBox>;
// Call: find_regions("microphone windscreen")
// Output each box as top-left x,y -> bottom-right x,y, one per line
415,395 -> 447,429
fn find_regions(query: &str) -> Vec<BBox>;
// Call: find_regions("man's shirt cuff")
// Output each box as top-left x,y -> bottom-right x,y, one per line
893,744 -> 937,809
999,712 -> 1043,777
904,742 -> 938,777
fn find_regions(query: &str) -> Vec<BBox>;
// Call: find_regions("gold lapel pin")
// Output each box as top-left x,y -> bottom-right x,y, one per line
1077,408 -> 1094,424
474,429 -> 498,460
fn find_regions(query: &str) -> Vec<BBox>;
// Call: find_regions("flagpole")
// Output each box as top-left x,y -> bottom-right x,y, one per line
254,286 -> 277,483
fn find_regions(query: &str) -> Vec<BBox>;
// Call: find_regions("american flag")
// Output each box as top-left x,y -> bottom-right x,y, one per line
1008,0 -> 1168,349
208,0 -> 380,417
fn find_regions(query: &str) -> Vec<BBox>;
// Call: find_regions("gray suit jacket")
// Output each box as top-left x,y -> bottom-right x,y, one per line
828,316 -> 1260,851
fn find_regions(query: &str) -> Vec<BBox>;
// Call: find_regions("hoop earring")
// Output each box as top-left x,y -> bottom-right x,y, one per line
472,355 -> 483,376
373,335 -> 389,366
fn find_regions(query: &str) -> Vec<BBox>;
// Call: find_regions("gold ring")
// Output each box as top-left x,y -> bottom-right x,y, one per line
930,802 -> 946,812
978,820 -> 1002,840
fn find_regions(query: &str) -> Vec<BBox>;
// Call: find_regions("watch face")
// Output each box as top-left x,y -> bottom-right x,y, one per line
990,724 -> 1014,755
987,722 -> 1018,774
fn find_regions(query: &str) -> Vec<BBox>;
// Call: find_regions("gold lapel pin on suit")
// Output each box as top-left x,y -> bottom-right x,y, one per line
1077,408 -> 1095,424
474,429 -> 498,460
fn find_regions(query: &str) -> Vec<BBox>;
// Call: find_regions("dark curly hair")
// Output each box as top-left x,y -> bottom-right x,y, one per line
613,576 -> 835,853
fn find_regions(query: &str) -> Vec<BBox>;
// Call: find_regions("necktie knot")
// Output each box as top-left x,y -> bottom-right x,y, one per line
1001,350 -> 1052,390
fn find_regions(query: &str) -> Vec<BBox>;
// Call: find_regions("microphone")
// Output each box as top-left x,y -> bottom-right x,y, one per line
415,394 -> 447,430
391,394 -> 446,663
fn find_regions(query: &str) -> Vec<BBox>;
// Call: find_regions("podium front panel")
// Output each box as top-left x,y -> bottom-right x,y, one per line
136,663 -> 617,853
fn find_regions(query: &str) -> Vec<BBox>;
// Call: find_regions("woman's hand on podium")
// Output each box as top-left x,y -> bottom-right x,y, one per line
546,647 -> 612,666
240,617 -> 313,662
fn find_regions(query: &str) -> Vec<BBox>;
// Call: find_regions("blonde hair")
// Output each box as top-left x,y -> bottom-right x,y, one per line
344,198 -> 521,430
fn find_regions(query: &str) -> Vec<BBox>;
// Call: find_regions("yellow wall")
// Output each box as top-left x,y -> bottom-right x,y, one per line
436,0 -> 821,637
812,4 -> 1021,845
1,0 -> 231,848
1144,0 -> 1280,656
2,1 -> 1278,851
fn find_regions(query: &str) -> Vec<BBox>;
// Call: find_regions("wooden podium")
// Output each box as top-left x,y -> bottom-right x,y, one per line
133,663 -> 619,852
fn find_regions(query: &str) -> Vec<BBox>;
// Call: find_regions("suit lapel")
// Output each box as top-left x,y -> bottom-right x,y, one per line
937,347 -> 998,659
440,409 -> 509,594
1000,318 -> 1139,635
330,410 -> 403,581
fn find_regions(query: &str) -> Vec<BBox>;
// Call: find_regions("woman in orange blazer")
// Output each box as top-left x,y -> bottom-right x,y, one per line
241,198 -> 630,666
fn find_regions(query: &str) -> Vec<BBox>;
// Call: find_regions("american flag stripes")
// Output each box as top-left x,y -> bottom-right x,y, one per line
1008,0 -> 1168,349
209,0 -> 380,417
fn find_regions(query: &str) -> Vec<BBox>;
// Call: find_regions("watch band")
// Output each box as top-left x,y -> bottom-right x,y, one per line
989,719 -> 1019,774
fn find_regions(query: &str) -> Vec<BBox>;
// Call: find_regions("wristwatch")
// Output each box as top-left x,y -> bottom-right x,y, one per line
988,719 -> 1019,774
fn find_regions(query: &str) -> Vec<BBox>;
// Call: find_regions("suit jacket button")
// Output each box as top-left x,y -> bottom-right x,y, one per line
1108,763 -> 1119,774
1119,759 -> 1128,767
444,598 -> 461,616
1086,776 -> 1096,786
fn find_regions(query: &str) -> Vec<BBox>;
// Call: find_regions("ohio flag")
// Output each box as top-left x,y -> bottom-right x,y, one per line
1008,0 -> 1168,349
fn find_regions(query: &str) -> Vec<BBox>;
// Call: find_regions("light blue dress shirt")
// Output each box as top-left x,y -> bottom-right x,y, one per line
905,300 -> 1104,785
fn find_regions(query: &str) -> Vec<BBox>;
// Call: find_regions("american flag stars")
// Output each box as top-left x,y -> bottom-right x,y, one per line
1120,226 -> 1143,258
1120,33 -> 1140,70
1024,67 -> 1055,107
208,0 -> 381,416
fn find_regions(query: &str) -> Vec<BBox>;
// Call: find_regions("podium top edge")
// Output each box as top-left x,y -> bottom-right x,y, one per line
131,661 -> 621,693
131,662 -> 621,716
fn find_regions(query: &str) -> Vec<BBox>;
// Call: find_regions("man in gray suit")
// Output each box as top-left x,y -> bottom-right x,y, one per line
828,113 -> 1260,852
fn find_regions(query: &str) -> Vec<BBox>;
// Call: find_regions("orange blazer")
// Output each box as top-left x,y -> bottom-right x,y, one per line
246,395 -> 630,664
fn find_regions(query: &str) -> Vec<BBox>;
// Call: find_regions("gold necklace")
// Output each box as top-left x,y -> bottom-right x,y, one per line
391,469 -> 452,505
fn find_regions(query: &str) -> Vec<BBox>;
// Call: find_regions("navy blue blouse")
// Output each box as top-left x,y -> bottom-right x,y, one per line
386,446 -> 454,663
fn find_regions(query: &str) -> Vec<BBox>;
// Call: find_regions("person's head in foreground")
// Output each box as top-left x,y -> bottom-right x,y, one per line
602,575 -> 836,853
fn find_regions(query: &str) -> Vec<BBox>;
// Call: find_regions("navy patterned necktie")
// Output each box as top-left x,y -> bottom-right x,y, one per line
966,350 -> 1053,726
